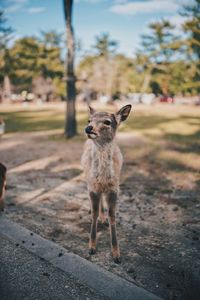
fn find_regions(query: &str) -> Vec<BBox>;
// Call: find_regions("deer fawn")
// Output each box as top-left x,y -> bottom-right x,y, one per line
81,104 -> 132,263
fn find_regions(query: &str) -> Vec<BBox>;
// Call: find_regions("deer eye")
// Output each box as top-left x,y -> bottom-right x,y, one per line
88,120 -> 91,123
104,120 -> 111,126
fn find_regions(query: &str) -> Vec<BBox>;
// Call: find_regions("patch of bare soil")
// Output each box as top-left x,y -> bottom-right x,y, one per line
1,131 -> 200,300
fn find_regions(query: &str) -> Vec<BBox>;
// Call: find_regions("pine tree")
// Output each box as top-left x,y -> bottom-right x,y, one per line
0,10 -> 13,100
181,0 -> 200,93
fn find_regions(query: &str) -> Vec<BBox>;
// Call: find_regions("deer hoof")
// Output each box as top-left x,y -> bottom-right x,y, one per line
113,256 -> 121,264
89,248 -> 96,255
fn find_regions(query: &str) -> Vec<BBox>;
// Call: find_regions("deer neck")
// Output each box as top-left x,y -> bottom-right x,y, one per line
91,142 -> 115,178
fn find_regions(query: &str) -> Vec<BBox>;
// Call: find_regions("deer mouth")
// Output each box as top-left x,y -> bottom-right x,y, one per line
87,132 -> 97,139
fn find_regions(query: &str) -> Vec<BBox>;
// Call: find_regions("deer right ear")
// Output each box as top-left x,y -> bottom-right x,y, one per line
116,104 -> 132,123
88,105 -> 95,115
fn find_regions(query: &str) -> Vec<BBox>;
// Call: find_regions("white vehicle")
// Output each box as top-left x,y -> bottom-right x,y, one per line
0,119 -> 5,136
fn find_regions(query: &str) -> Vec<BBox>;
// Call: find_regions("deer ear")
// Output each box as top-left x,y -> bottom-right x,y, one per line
88,105 -> 95,115
116,104 -> 132,122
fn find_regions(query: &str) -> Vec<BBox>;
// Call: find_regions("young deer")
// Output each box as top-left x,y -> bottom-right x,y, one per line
81,104 -> 132,263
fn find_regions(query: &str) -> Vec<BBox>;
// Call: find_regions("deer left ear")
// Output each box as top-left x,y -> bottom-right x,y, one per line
88,105 -> 95,115
116,104 -> 132,122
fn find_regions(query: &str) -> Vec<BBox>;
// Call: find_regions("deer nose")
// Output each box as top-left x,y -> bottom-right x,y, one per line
85,125 -> 93,134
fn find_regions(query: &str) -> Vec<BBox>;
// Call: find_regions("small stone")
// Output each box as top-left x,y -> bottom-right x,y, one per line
58,252 -> 63,257
127,267 -> 135,274
173,207 -> 179,211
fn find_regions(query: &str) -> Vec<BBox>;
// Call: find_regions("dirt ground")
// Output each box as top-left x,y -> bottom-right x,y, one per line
0,104 -> 200,300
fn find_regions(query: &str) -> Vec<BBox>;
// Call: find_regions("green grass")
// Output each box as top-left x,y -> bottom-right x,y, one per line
0,109 -> 64,133
0,108 -> 89,134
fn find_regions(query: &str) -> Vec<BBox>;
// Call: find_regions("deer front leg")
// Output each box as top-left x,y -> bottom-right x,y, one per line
89,191 -> 101,255
106,191 -> 121,263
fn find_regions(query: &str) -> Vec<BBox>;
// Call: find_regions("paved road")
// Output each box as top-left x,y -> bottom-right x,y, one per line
0,216 -> 161,300
0,235 -> 106,300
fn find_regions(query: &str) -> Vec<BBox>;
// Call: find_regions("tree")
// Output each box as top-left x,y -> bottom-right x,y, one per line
90,33 -> 119,99
63,0 -> 77,138
0,10 -> 13,50
139,19 -> 181,95
0,10 -> 13,100
93,33 -> 118,58
10,37 -> 39,91
181,0 -> 200,59
37,31 -> 64,99
8,32 -> 64,98
181,0 -> 200,93
141,20 -> 178,64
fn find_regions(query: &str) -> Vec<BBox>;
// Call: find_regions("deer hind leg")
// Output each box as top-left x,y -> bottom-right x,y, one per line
89,191 -> 101,255
106,191 -> 121,263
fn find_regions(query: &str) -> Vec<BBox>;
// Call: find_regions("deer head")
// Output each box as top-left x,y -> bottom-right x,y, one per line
85,104 -> 132,146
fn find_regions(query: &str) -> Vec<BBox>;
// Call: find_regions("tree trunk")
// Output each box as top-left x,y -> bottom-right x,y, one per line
3,75 -> 11,102
63,0 -> 77,138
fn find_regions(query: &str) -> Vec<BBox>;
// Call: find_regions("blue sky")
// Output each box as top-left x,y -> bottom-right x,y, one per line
1,0 -> 192,59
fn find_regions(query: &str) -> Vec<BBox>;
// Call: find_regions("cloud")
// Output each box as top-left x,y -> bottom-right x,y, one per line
75,0 -> 108,3
4,0 -> 28,13
3,1 -> 46,15
27,7 -> 46,14
110,0 -> 181,15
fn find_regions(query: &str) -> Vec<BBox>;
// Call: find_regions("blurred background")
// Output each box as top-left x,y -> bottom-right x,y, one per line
0,0 -> 199,106
0,2 -> 200,299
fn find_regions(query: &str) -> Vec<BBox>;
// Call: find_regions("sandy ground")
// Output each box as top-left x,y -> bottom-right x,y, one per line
1,125 -> 200,300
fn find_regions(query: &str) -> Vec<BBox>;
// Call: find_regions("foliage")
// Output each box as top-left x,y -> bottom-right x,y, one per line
76,0 -> 200,99
0,10 -> 13,89
8,32 -> 64,97
77,34 -> 136,98
0,1 -> 200,99
134,0 -> 200,97
181,0 -> 200,93
93,33 -> 118,57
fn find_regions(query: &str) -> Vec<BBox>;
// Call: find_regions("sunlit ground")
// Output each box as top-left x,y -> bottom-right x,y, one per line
1,102 -> 200,182
1,102 -> 200,299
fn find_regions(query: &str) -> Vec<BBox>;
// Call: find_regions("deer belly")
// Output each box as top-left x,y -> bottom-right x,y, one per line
88,172 -> 119,193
